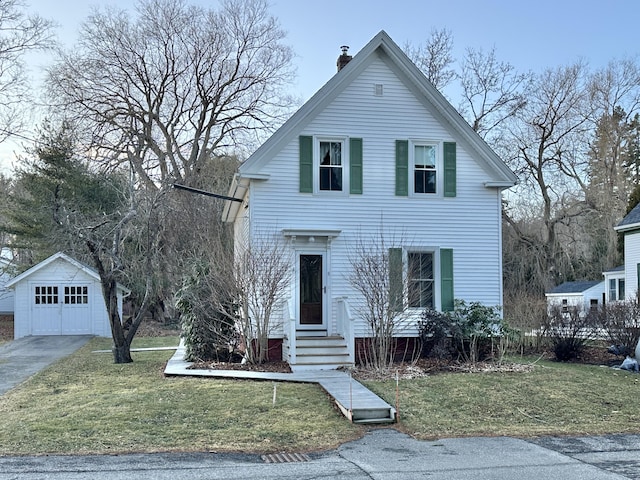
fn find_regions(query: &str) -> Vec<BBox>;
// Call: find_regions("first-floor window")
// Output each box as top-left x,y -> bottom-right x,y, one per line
609,278 -> 625,301
561,298 -> 568,312
609,279 -> 617,301
35,286 -> 58,304
590,298 -> 598,311
64,286 -> 88,304
407,252 -> 434,308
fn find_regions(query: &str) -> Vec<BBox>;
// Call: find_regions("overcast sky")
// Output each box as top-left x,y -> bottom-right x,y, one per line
2,0 -> 639,174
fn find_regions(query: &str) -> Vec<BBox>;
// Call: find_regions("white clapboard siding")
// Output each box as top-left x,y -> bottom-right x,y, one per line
238,53 -> 506,339
624,233 -> 640,299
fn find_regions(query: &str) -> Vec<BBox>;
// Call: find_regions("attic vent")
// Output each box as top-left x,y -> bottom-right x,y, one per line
374,84 -> 383,96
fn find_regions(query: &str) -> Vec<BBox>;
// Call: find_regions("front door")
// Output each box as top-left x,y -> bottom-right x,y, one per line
299,254 -> 325,331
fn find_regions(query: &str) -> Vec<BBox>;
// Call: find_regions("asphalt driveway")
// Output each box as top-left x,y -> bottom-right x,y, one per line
0,335 -> 93,395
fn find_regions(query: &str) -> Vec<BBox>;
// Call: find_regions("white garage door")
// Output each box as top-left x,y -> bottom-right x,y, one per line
31,283 -> 92,335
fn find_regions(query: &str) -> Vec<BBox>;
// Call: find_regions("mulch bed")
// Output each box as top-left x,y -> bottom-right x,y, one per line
190,360 -> 292,373
187,345 -> 629,380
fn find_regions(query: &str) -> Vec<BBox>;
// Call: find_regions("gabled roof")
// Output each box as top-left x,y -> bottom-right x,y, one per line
616,202 -> 640,232
546,280 -> 604,295
5,252 -> 129,294
223,30 -> 517,222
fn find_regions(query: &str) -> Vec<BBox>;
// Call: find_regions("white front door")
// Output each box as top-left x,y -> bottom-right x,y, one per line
298,252 -> 327,332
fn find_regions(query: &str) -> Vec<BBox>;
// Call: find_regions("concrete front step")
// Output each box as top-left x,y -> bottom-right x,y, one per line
290,335 -> 353,371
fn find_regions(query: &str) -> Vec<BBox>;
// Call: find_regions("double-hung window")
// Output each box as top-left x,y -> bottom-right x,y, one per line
396,140 -> 455,197
319,141 -> 343,191
407,252 -> 435,308
413,145 -> 437,194
389,247 -> 454,312
609,278 -> 625,301
299,136 -> 363,194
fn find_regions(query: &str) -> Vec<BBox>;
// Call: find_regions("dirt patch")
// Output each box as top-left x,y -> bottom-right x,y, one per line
0,316 -> 13,341
133,319 -> 180,337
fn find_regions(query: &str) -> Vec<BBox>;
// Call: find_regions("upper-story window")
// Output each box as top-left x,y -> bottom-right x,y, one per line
413,144 -> 437,194
395,140 -> 456,197
299,136 -> 362,195
319,141 -> 343,191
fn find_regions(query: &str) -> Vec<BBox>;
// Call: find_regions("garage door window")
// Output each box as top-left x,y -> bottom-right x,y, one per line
64,286 -> 88,304
35,286 -> 58,304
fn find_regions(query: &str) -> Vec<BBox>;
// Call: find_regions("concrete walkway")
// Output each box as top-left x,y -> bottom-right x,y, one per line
0,335 -> 93,395
164,345 -> 396,422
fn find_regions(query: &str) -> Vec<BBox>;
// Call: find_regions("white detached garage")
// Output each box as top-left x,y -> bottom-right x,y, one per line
6,252 -> 128,339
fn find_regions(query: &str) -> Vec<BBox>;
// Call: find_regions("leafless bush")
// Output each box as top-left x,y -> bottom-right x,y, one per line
235,234 -> 291,364
503,291 -> 547,352
348,232 -> 419,370
542,304 -> 599,361
593,300 -> 640,356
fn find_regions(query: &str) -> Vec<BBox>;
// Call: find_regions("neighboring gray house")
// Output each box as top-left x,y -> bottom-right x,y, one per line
545,280 -> 605,315
222,31 -> 517,370
6,252 -> 127,339
0,257 -> 15,316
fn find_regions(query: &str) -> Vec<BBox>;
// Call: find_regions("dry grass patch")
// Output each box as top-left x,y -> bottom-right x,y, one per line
364,358 -> 640,438
0,337 -> 362,455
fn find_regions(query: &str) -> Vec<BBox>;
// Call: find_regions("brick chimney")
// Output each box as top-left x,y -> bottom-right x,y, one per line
337,45 -> 352,72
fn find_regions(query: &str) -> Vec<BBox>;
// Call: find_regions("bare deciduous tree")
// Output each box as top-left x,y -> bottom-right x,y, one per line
0,0 -> 54,142
46,0 -> 295,189
404,28 -> 455,92
502,62 -> 593,291
458,47 -> 530,138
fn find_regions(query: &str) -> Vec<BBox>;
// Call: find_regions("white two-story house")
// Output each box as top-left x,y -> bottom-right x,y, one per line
222,31 -> 517,370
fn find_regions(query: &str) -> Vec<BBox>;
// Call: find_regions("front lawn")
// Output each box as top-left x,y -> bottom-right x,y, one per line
365,358 -> 640,438
0,338 -> 639,456
0,337 -> 362,455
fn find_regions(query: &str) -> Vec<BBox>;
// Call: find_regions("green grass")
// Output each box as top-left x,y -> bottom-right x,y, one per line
2,340 -> 640,456
0,337 -> 362,455
364,359 -> 640,439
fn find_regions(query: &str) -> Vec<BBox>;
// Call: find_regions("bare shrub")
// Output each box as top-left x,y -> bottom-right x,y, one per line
503,291 -> 547,352
348,232 -> 418,370
235,235 -> 291,364
594,300 -> 640,356
542,305 -> 599,361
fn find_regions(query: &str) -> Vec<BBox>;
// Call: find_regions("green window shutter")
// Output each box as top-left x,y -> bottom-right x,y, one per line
389,248 -> 403,312
350,138 -> 363,194
440,248 -> 454,311
395,140 -> 409,196
443,142 -> 456,197
299,135 -> 313,193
